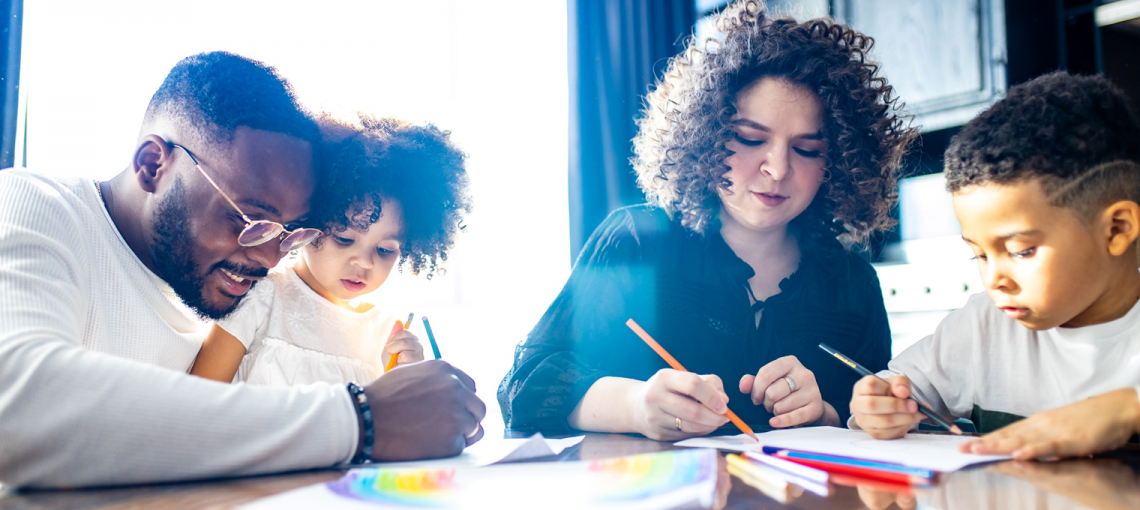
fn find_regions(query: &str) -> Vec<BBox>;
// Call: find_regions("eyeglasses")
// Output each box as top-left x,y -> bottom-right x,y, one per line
170,143 -> 321,252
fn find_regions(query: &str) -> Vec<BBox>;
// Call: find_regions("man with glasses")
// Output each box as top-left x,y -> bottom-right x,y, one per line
0,51 -> 485,488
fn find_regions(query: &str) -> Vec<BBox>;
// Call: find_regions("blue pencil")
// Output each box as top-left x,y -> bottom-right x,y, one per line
422,316 -> 442,359
760,446 -> 937,478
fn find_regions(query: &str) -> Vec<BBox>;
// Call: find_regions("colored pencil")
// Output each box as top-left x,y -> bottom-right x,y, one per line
771,454 -> 932,486
740,452 -> 831,497
817,343 -> 961,434
829,473 -> 916,494
761,447 -> 936,478
726,454 -> 794,502
742,451 -> 829,484
423,316 -> 442,359
403,312 -> 415,329
625,318 -> 758,442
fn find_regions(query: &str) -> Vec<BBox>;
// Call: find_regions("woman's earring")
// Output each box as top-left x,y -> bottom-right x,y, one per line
820,168 -> 831,183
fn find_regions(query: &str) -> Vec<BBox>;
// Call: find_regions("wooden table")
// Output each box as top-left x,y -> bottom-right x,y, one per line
3,434 -> 1138,509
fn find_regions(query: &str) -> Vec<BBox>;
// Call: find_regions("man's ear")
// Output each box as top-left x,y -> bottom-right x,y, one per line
132,135 -> 174,193
1103,200 -> 1140,257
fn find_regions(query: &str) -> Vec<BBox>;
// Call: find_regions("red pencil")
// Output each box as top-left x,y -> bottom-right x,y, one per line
829,473 -> 915,494
772,453 -> 932,485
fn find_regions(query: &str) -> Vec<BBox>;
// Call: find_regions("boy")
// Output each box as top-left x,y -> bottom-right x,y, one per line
850,71 -> 1140,460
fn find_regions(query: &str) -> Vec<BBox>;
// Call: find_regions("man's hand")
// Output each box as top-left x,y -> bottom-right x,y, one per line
740,356 -> 834,427
960,388 -> 1140,460
365,360 -> 486,461
850,375 -> 925,439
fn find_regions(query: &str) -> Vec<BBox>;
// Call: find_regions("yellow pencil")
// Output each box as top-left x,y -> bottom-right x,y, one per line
625,318 -> 759,442
726,454 -> 794,503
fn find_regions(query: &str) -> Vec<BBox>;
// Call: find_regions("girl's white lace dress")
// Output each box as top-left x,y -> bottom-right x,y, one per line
217,266 -> 397,386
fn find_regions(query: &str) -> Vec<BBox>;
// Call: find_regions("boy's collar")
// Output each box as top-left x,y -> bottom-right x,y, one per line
1047,293 -> 1140,343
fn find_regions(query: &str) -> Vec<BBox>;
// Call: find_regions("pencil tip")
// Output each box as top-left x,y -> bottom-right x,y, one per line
951,425 -> 963,435
747,432 -> 759,442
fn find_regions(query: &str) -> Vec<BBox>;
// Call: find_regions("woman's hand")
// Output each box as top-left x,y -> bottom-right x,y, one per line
382,321 -> 425,371
739,355 -> 837,428
627,369 -> 731,441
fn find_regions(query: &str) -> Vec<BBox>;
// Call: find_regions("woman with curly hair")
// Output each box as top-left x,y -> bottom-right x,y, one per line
498,1 -> 915,440
190,114 -> 471,386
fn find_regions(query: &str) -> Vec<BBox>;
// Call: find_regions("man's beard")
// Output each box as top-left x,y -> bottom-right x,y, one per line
150,177 -> 263,321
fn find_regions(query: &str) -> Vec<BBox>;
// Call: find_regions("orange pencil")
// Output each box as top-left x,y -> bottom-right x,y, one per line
625,318 -> 759,442
384,315 -> 412,372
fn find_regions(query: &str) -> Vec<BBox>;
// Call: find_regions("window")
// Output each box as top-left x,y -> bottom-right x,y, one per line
18,1 -> 570,435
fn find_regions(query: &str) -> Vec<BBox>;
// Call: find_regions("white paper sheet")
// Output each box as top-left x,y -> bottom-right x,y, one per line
466,433 -> 584,466
675,426 -> 1009,472
358,434 -> 584,470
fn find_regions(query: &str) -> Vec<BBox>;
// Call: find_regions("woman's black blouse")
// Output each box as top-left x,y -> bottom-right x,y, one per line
497,205 -> 891,434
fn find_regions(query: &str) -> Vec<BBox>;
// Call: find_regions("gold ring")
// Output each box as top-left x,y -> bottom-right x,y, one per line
675,417 -> 682,430
465,424 -> 482,440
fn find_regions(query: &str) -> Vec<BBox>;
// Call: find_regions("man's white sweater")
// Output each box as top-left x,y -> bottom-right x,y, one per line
0,170 -> 358,488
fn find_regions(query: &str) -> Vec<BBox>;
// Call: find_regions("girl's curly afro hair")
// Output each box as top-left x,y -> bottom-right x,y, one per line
310,114 -> 472,277
632,0 -> 917,247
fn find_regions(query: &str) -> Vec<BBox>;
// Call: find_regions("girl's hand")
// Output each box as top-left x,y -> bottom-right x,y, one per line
627,369 -> 731,441
382,321 -> 425,371
739,355 -> 837,428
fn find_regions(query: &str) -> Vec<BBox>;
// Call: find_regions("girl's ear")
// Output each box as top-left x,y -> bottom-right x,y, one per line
133,135 -> 175,193
1103,200 -> 1140,257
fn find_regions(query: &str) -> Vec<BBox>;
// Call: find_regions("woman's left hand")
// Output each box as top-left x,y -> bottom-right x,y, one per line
739,355 -> 837,428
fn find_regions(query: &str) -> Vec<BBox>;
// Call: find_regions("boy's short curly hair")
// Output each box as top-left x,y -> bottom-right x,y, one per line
945,72 -> 1140,219
632,0 -> 916,246
310,114 -> 471,277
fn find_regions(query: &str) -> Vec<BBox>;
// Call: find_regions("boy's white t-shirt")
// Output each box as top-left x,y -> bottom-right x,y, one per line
218,266 -> 398,386
861,292 -> 1140,429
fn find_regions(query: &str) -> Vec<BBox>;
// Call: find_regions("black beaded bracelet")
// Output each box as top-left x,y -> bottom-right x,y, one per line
346,382 -> 374,464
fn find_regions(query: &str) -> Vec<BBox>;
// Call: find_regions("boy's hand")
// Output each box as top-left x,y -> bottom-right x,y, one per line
960,388 -> 1140,460
382,321 -> 425,371
628,369 -> 730,441
850,375 -> 925,439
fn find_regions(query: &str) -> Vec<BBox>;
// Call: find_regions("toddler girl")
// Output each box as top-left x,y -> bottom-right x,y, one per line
191,115 -> 471,386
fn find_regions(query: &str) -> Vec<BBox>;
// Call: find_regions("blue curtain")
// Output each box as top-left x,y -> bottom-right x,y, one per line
0,0 -> 22,169
567,0 -> 695,261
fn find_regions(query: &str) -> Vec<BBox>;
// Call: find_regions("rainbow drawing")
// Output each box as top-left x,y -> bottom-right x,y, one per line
323,449 -> 717,509
327,467 -> 457,507
588,449 -> 715,502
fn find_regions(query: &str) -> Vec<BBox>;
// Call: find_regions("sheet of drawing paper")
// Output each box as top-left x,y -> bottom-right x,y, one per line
675,427 -> 1009,472
241,448 -> 718,510
486,433 -> 583,464
349,434 -> 585,470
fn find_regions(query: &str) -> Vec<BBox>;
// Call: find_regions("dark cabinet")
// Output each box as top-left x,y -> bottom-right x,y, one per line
832,0 -> 1008,133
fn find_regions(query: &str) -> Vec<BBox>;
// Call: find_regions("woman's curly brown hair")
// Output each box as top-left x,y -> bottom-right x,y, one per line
632,0 -> 916,247
309,114 -> 472,277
